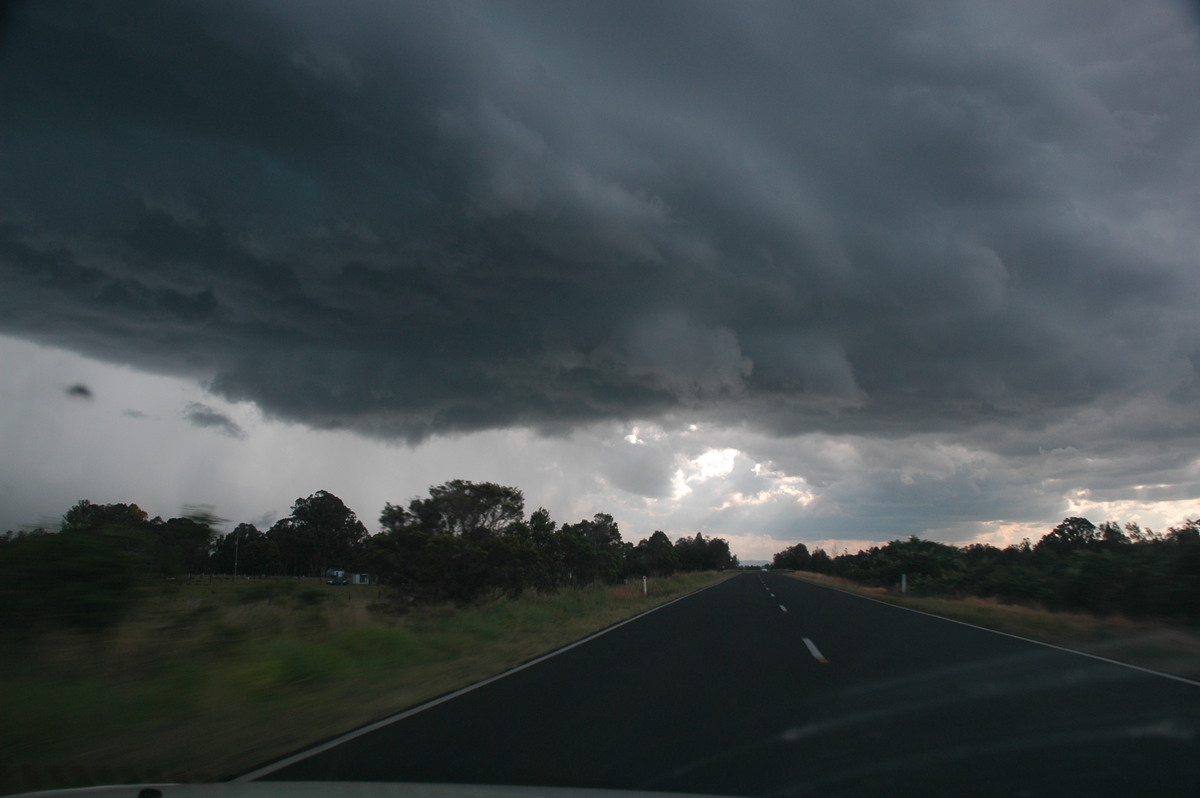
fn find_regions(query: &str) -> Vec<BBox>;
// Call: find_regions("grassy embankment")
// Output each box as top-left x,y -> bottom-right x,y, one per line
1,572 -> 726,795
785,571 -> 1200,681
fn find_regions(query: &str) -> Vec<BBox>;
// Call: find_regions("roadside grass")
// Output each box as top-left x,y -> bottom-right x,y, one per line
785,571 -> 1200,681
1,572 -> 726,795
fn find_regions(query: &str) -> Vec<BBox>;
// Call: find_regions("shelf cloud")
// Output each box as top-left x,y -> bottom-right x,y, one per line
2,1 -> 1199,552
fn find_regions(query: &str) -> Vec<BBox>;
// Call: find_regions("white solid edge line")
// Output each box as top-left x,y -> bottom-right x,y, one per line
802,637 -> 829,663
234,577 -> 732,781
791,577 -> 1200,688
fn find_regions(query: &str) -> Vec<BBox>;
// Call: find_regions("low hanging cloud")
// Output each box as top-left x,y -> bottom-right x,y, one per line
591,312 -> 754,402
2,1 -> 1200,544
181,402 -> 245,440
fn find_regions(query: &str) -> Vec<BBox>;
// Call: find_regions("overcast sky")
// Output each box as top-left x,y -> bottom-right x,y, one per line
3,0 -> 1200,560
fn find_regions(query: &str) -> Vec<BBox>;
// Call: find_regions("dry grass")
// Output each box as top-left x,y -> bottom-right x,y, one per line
786,571 -> 1200,681
1,572 -> 727,795
777,571 -> 888,596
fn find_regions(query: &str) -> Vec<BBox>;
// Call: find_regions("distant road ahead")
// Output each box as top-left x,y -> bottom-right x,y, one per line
247,573 -> 1200,796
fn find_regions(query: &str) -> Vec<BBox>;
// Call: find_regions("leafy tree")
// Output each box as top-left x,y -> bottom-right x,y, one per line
61,499 -> 150,533
525,507 -> 561,588
674,533 -> 705,571
410,480 -> 525,540
1098,521 -> 1130,548
1123,522 -> 1159,543
704,536 -> 734,570
149,516 -> 217,574
375,481 -> 538,601
1052,549 -> 1129,613
268,490 -> 369,576
629,530 -> 679,576
559,513 -> 625,584
1035,517 -> 1100,555
372,503 -> 438,598
529,507 -> 557,540
211,523 -> 282,575
773,542 -> 811,570
481,533 -> 541,597
0,518 -> 151,633
1166,519 -> 1200,545
674,532 -> 734,571
767,517 -> 1200,621
810,536 -> 963,593
809,548 -> 832,573
1157,520 -> 1200,620
56,500 -> 216,576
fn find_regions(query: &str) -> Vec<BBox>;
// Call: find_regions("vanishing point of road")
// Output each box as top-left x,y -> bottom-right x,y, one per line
241,573 -> 1200,796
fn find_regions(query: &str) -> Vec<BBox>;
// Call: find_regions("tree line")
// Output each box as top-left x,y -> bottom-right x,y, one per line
0,481 -> 737,630
771,516 -> 1200,622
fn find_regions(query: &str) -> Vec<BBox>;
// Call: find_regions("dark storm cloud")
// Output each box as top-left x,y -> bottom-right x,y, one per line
2,0 -> 1199,456
181,402 -> 245,439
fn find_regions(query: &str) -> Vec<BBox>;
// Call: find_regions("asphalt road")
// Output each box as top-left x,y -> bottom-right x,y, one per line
246,573 -> 1200,796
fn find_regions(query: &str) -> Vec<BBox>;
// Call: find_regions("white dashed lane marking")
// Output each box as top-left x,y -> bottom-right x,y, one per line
764,582 -> 828,663
803,637 -> 829,664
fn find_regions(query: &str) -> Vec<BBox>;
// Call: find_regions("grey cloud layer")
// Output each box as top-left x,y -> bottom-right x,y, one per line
3,0 -> 1199,459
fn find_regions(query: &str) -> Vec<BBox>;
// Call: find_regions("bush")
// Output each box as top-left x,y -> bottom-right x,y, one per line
0,526 -> 151,634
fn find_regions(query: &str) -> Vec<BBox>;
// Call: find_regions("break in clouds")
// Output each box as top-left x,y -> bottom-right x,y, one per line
3,0 -> 1200,546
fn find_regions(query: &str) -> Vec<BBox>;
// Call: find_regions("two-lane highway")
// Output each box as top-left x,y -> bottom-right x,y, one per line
244,573 -> 1200,796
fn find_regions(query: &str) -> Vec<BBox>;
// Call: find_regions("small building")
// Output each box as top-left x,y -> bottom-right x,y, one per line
349,572 -> 373,585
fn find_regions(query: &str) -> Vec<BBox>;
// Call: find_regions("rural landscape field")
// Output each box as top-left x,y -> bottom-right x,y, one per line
0,571 -> 724,794
3,495 -> 1199,795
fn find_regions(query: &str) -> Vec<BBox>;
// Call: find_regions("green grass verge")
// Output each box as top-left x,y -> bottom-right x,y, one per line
784,571 -> 1200,682
1,572 -> 727,795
